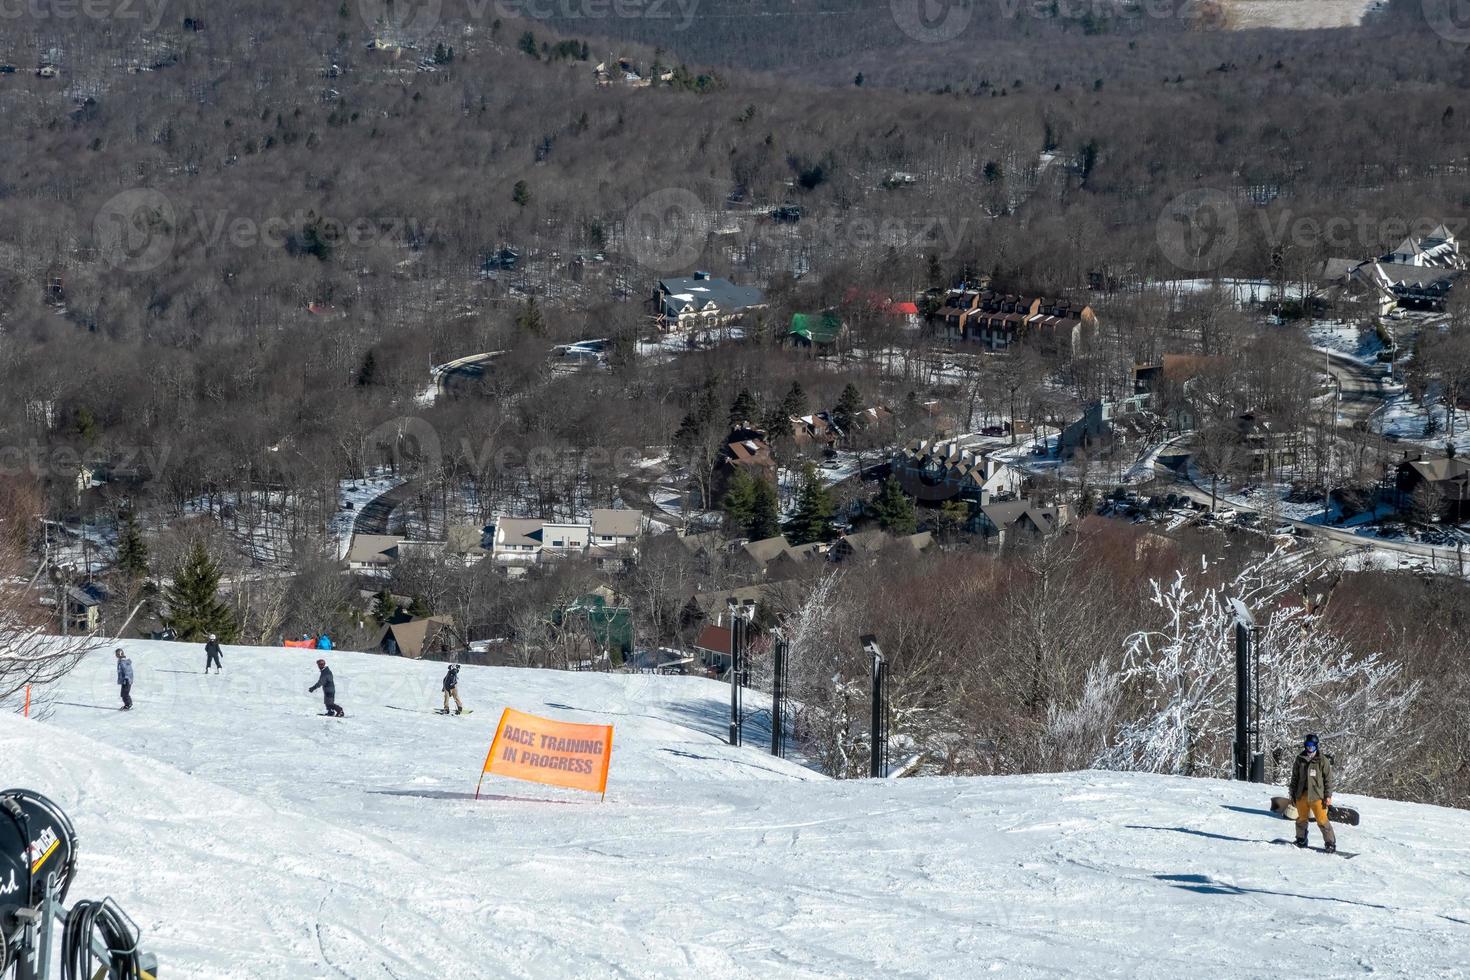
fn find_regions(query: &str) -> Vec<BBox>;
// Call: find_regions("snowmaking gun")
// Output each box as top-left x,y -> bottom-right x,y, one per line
0,789 -> 159,980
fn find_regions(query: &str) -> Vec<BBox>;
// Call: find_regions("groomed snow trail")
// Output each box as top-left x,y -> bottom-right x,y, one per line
4,640 -> 1468,978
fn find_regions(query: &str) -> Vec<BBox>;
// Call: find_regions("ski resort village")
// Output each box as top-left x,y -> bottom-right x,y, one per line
4,1 -> 1470,976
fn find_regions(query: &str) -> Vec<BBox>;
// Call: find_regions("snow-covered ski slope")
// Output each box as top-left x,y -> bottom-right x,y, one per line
4,640 -> 1469,978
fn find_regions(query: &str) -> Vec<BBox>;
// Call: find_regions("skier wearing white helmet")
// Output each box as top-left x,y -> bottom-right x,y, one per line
204,634 -> 223,674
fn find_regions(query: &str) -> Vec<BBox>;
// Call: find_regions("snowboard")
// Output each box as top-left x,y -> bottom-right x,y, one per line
320,712 -> 346,718
435,709 -> 473,716
1271,838 -> 1357,859
1270,796 -> 1360,827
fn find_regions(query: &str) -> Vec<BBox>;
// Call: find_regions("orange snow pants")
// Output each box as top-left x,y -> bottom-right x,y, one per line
1294,797 -> 1337,846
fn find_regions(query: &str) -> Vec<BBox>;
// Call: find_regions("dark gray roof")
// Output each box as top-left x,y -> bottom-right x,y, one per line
657,276 -> 765,318
1368,263 -> 1460,288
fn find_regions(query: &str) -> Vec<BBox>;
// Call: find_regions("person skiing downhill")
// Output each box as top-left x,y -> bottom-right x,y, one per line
115,648 -> 134,710
441,663 -> 464,715
1290,733 -> 1337,853
309,659 -> 345,717
204,634 -> 223,674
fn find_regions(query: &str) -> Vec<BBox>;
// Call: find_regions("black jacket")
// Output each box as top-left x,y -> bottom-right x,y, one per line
310,666 -> 335,697
443,667 -> 460,692
205,640 -> 222,658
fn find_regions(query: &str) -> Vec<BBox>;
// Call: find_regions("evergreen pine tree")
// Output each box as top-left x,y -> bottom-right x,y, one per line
785,466 -> 836,545
512,179 -> 532,206
871,476 -> 917,534
779,380 -> 807,419
356,349 -> 378,386
516,296 -> 544,335
370,588 -> 397,626
673,412 -> 706,457
721,468 -> 757,532
748,477 -> 781,540
407,595 -> 432,618
729,388 -> 758,427
833,382 -> 864,436
164,542 -> 236,641
115,510 -> 149,581
762,407 -> 794,447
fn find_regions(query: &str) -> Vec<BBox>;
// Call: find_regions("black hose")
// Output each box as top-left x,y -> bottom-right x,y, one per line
61,899 -> 142,980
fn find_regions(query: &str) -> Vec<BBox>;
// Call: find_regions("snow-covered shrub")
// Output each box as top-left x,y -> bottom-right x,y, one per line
1095,552 -> 1420,790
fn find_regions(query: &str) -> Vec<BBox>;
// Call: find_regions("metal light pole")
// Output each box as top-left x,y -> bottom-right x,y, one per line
728,614 -> 745,747
1228,600 -> 1265,783
770,632 -> 788,758
861,634 -> 888,778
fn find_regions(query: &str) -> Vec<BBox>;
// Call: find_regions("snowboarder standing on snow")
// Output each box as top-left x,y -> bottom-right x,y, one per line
441,663 -> 464,715
204,633 -> 223,674
1290,733 -> 1336,853
316,633 -> 333,651
115,648 -> 134,710
309,658 -> 345,717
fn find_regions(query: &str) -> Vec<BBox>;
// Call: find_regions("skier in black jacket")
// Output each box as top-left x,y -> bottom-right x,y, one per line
309,659 -> 345,717
441,663 -> 464,715
204,634 -> 223,674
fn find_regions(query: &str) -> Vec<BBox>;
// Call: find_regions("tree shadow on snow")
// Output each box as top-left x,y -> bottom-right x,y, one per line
1155,874 -> 1469,926
1126,825 -> 1259,845
51,701 -> 117,711
1218,805 -> 1273,818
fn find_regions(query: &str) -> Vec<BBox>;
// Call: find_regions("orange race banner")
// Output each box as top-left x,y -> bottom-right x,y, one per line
283,639 -> 315,648
476,708 -> 614,799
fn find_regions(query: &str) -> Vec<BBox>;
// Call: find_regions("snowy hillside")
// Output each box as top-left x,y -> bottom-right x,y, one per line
5,641 -> 1470,978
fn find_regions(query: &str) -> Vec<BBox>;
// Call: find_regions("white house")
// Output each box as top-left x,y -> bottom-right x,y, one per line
490,511 -> 647,567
